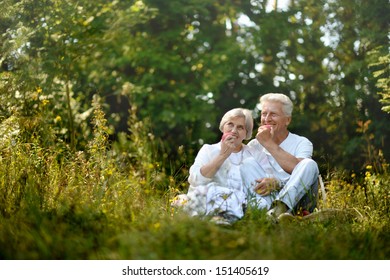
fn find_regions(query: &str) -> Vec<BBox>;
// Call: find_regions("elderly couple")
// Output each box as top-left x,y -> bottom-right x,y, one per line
173,93 -> 319,225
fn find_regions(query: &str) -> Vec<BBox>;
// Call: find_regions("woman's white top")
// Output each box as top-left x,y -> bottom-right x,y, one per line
185,142 -> 253,216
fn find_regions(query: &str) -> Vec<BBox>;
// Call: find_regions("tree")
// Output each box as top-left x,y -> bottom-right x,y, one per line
1,0 -> 389,173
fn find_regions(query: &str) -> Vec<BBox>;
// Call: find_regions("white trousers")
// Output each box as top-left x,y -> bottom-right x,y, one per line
240,158 -> 319,212
183,184 -> 246,219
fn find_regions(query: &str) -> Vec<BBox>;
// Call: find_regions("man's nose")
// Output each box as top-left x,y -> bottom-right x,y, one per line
264,113 -> 272,121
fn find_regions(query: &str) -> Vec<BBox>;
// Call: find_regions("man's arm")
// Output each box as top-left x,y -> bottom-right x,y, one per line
255,127 -> 303,174
264,143 -> 302,174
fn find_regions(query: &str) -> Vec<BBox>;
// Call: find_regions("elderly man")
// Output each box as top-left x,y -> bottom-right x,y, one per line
241,93 -> 319,221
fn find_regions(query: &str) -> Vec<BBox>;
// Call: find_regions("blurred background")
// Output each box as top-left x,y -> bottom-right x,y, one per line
1,0 -> 389,175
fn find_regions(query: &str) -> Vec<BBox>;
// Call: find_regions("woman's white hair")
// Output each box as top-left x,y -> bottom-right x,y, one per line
259,93 -> 293,117
219,108 -> 253,140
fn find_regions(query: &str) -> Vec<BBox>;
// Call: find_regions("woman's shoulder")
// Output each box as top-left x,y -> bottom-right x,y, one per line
198,142 -> 221,153
202,142 -> 221,148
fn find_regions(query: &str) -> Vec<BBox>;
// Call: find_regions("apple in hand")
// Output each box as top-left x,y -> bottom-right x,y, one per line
221,132 -> 233,141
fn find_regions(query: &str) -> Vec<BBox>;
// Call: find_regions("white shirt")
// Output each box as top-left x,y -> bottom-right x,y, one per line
184,142 -> 253,217
188,142 -> 253,191
247,132 -> 313,182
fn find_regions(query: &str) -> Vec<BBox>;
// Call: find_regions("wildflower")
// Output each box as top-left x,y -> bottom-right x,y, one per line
54,116 -> 62,123
366,165 -> 372,170
170,194 -> 188,207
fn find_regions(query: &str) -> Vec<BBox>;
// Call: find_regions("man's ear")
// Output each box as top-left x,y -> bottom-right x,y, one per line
285,116 -> 292,126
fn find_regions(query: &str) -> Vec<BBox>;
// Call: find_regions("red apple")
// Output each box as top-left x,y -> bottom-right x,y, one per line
302,210 -> 310,216
221,132 -> 233,141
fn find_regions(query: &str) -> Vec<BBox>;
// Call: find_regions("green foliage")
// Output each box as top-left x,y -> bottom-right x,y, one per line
0,103 -> 389,259
324,166 -> 389,227
0,0 -> 389,260
1,0 -> 389,172
0,156 -> 389,260
368,47 -> 390,113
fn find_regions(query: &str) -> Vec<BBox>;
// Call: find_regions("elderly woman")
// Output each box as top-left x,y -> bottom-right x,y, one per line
174,108 -> 255,225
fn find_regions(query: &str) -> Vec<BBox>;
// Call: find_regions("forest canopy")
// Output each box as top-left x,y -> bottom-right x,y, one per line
1,0 -> 389,173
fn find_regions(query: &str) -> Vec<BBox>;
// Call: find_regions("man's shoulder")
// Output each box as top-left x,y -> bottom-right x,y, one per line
284,132 -> 313,157
286,132 -> 312,145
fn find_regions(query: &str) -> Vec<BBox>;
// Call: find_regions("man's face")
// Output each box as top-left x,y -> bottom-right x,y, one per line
260,101 -> 291,132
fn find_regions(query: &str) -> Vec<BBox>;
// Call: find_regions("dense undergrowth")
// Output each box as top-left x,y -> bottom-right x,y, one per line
0,104 -> 389,260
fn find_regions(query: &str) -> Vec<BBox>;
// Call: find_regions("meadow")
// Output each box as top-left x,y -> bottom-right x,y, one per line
0,105 -> 389,260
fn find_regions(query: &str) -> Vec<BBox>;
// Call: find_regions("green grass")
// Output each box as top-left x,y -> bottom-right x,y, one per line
1,201 -> 389,260
0,154 -> 388,260
0,107 -> 389,260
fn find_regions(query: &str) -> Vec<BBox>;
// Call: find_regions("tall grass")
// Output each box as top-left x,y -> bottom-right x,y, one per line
0,103 -> 389,260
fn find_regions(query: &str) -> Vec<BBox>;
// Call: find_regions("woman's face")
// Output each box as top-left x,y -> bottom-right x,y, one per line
222,116 -> 247,144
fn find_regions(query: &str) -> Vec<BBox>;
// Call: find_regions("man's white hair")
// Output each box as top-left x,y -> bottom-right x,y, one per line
259,93 -> 293,117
